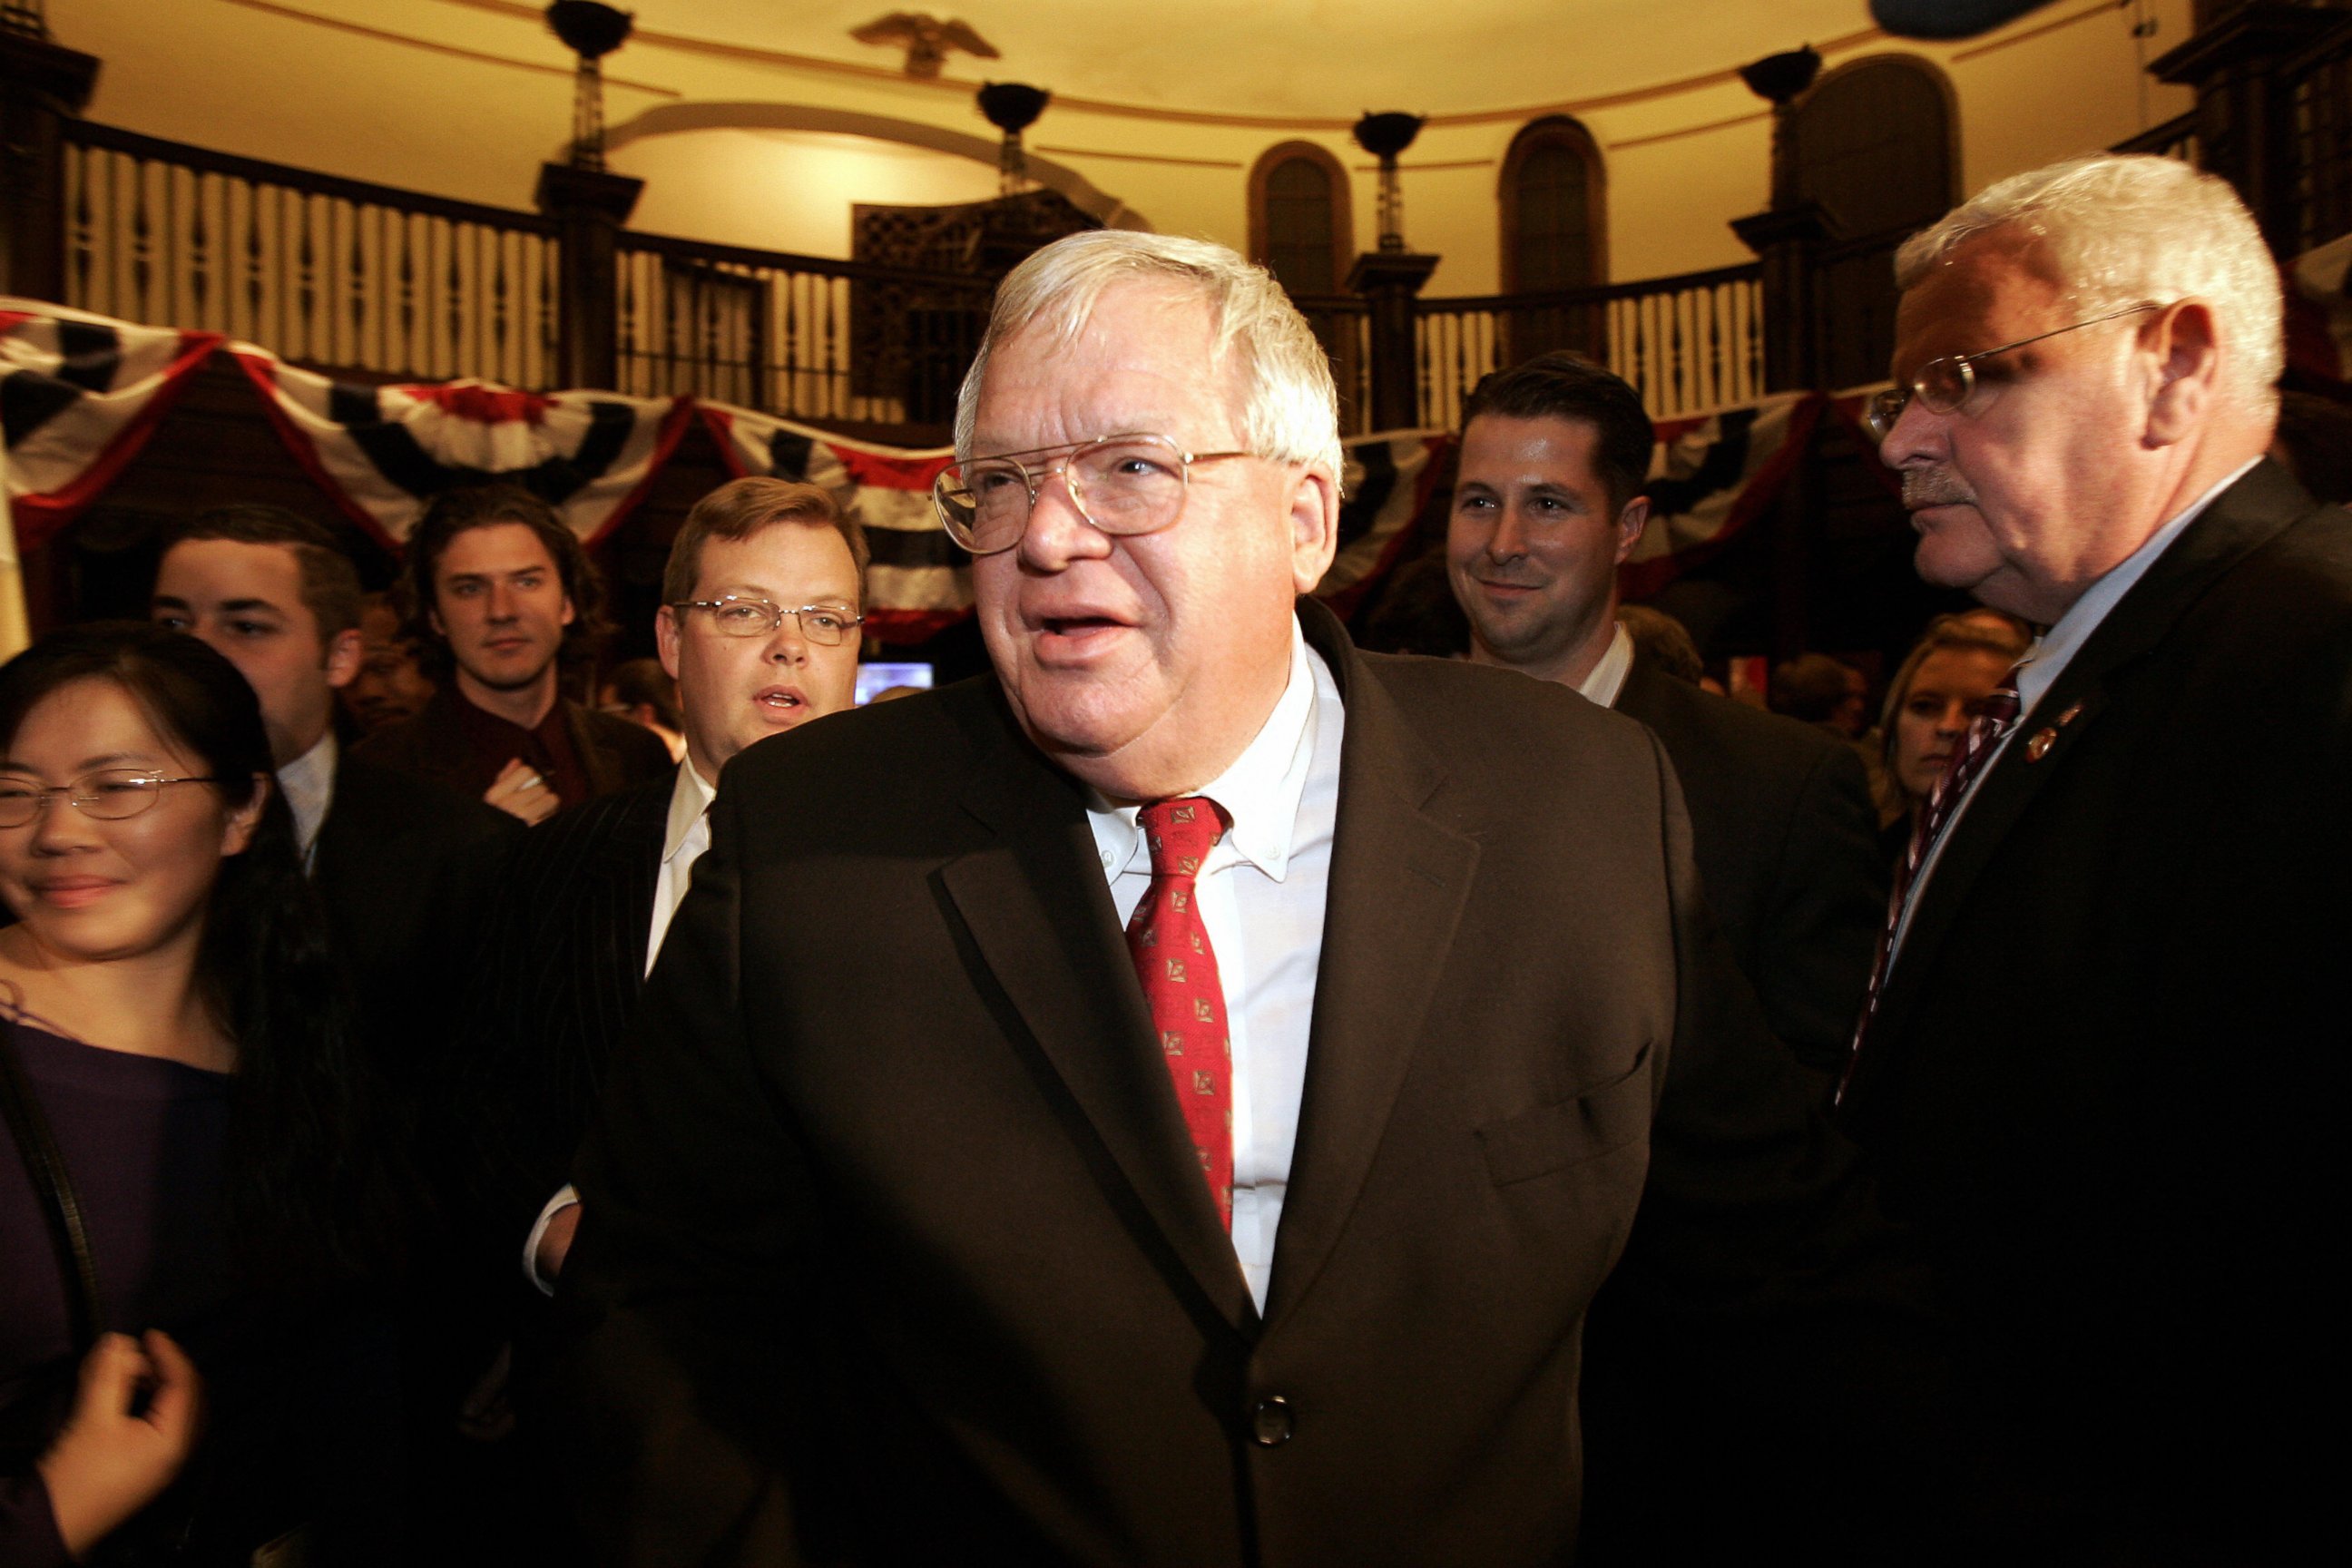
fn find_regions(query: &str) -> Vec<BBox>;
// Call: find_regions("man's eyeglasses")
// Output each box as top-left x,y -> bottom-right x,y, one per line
932,434 -> 1257,556
672,597 -> 864,646
1864,302 -> 2163,442
0,769 -> 222,828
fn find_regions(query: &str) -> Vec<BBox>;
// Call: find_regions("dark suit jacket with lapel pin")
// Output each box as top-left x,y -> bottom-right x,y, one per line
548,599 -> 1912,1567
1840,459 -> 2352,1557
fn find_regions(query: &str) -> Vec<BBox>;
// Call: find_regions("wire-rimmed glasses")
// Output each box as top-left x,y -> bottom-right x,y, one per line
0,769 -> 223,828
671,597 -> 865,645
1863,302 -> 2163,442
931,434 -> 1257,556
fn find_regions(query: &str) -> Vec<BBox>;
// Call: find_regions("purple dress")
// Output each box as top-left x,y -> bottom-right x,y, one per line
0,1018 -> 234,1564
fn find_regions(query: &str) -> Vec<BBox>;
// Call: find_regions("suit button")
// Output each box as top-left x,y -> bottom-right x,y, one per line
1251,1396 -> 1293,1446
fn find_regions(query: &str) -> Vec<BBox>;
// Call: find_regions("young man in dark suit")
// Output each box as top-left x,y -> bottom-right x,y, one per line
546,232 -> 1927,1565
1444,351 -> 1886,1074
354,485 -> 670,823
1442,353 -> 1892,1556
1851,152 -> 2349,1557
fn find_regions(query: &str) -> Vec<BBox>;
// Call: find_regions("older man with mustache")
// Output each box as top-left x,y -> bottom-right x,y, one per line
1844,152 -> 2352,1559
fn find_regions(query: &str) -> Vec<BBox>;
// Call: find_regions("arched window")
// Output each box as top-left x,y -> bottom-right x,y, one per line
1788,55 -> 1957,389
1248,142 -> 1352,299
1499,118 -> 1606,361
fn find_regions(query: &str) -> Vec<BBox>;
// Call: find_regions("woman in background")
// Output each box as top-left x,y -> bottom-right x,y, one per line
1877,611 -> 2034,867
0,623 -> 405,1565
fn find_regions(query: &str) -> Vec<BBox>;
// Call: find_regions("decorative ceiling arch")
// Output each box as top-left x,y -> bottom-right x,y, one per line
603,101 -> 1148,230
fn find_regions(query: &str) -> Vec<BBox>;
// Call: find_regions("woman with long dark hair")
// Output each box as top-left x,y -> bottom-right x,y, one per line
0,623 -> 406,1564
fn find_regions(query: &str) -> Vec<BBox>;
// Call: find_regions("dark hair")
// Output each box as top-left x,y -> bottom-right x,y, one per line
165,505 -> 366,643
1769,652 -> 1864,724
1458,351 -> 1655,513
603,657 -> 682,732
1616,603 -> 1705,684
0,623 -> 405,1285
661,477 -> 868,607
398,484 -> 612,680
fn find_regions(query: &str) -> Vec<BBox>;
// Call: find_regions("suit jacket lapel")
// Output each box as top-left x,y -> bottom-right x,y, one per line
1877,461 -> 2311,1041
1264,606 -> 1480,1326
938,708 -> 1259,1333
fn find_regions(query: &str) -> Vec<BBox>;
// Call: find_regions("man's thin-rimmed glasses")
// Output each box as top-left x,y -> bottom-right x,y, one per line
932,434 -> 1257,556
0,769 -> 223,828
1864,302 -> 2163,442
671,597 -> 864,646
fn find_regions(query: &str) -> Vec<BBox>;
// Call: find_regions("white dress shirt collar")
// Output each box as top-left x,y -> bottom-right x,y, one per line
1087,619 -> 1321,884
2014,456 -> 2262,717
279,729 -> 338,863
662,758 -> 718,867
1579,622 -> 1636,709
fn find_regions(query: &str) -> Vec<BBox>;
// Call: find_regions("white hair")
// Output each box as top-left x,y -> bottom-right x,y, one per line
1895,153 -> 2282,416
952,230 -> 1346,487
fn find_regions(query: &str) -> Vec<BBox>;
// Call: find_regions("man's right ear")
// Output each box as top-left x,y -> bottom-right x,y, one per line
654,604 -> 681,682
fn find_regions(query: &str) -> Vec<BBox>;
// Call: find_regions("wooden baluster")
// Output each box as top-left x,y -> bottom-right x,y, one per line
1631,295 -> 1650,410
162,161 -> 178,327
493,230 -> 511,380
398,214 -> 416,376
1746,279 -> 1763,400
296,193 -> 318,362
129,157 -> 153,321
348,205 -> 366,368
539,239 -> 554,388
444,223 -> 463,379
822,277 -> 839,420
188,170 -> 210,327
780,270 -> 799,415
68,143 -> 93,308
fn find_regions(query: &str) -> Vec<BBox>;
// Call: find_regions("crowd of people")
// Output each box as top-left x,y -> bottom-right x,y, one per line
1,149 -> 2343,1565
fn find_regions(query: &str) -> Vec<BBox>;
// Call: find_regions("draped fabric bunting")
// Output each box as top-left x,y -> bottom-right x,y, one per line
1621,391 -> 1823,599
1,302 -> 223,548
2,297 -> 1833,641
229,346 -> 694,547
698,402 -> 963,642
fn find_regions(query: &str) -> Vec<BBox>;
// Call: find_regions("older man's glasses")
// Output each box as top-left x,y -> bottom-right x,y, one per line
1863,302 -> 2162,442
932,435 -> 1255,556
672,597 -> 864,645
0,769 -> 222,828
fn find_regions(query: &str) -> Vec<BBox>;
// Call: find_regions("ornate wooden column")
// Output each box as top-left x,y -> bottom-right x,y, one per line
0,14 -> 99,303
1346,250 -> 1438,431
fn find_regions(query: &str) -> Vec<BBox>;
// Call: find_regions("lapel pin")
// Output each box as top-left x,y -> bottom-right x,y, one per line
2055,702 -> 2082,727
2026,727 -> 2058,761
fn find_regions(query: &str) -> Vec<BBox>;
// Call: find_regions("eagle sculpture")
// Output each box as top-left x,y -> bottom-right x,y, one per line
850,13 -> 1002,79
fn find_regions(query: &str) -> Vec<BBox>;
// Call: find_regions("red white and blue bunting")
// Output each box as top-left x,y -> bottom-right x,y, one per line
4,296 -> 1829,636
1,302 -> 222,546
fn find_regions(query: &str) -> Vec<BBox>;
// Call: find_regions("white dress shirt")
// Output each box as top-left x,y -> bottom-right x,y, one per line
525,759 -> 716,1289
278,729 -> 337,867
1892,457 -> 2261,960
1086,622 -> 1344,1311
1577,622 -> 1636,709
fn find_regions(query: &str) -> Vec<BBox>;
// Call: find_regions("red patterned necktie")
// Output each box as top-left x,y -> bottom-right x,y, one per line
1838,666 -> 2024,1106
1125,798 -> 1234,1230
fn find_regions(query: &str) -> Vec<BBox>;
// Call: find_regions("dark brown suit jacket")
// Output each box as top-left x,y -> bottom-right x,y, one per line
352,688 -> 670,808
549,602 -> 1896,1566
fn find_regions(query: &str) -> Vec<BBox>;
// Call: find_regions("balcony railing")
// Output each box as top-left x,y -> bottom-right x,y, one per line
1408,264 -> 1765,428
63,119 -> 559,386
2288,18 -> 2352,253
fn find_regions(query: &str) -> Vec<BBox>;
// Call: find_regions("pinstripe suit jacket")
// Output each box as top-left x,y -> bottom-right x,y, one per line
466,776 -> 671,1241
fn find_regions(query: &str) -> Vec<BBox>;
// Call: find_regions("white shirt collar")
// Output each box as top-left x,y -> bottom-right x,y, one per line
1580,622 -> 1636,709
278,729 -> 338,859
1088,619 -> 1323,884
663,759 -> 717,865
2014,456 -> 2262,717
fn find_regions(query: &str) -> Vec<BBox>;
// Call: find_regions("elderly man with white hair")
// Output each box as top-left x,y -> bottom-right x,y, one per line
1846,152 -> 2348,1556
540,230 -> 1914,1564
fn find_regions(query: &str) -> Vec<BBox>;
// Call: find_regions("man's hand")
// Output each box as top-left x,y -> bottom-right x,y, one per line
485,758 -> 558,825
37,1331 -> 203,1558
535,1200 -> 582,1282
